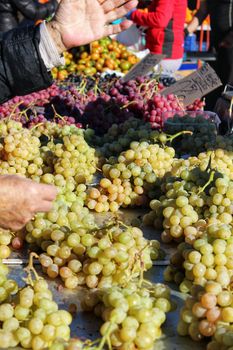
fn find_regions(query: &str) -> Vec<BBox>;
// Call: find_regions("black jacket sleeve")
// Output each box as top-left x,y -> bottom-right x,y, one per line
195,0 -> 209,24
0,25 -> 52,104
188,0 -> 197,11
11,0 -> 58,21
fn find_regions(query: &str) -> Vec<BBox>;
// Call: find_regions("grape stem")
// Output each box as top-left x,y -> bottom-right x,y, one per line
8,101 -> 24,119
175,96 -> 185,112
30,122 -> 45,131
128,242 -> 151,287
197,170 -> 215,195
166,130 -> 193,143
52,104 -> 66,122
205,151 -> 214,172
117,220 -> 130,229
120,100 -> 138,110
93,78 -> 102,96
79,80 -> 88,96
17,103 -> 34,122
107,335 -> 112,350
96,322 -> 114,350
138,78 -> 158,95
24,252 -> 40,285
138,243 -> 151,287
147,79 -> 159,99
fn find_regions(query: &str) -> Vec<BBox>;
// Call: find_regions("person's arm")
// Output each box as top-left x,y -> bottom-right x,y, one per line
186,0 -> 208,34
11,0 -> 58,21
130,0 -> 174,28
0,175 -> 57,231
0,25 -> 53,104
0,0 -> 137,104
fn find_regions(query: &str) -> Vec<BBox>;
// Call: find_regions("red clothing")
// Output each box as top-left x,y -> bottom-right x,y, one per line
131,0 -> 187,59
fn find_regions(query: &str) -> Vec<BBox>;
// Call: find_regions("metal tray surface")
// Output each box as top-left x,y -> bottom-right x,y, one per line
1,209 -> 206,349
2,264 -> 207,350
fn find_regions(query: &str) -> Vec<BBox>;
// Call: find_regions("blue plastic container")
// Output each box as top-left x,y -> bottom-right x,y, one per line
112,18 -> 124,25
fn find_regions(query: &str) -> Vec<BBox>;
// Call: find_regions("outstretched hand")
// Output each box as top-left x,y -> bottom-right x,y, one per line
47,0 -> 138,54
0,175 -> 57,231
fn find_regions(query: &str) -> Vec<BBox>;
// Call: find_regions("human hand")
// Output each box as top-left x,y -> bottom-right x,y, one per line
185,16 -> 199,36
0,175 -> 57,231
46,0 -> 138,54
219,31 -> 233,49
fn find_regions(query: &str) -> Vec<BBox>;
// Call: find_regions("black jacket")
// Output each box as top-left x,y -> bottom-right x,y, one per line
0,0 -> 58,33
188,0 -> 197,10
196,0 -> 233,43
0,25 -> 52,104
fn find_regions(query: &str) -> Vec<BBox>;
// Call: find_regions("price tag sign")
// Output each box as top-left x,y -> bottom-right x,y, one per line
122,53 -> 165,83
161,63 -> 222,106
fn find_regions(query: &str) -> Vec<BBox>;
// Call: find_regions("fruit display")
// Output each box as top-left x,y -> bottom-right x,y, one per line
171,148 -> 233,181
85,135 -> 177,212
163,112 -> 219,155
47,282 -> 172,350
93,117 -> 153,158
82,283 -> 172,350
52,38 -> 139,80
36,220 -> 157,289
164,232 -> 233,294
207,324 -> 233,350
0,119 -> 98,184
0,74 -> 205,136
0,255 -> 73,349
0,65 -> 232,350
143,165 -> 233,242
178,282 -> 233,342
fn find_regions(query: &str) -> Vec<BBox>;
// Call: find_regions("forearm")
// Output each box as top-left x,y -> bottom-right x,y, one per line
194,0 -> 208,25
186,0 -> 208,34
0,0 -> 138,104
0,25 -> 54,104
186,16 -> 199,34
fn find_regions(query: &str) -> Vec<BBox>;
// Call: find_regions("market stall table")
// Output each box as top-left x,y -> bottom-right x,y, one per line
2,209 -> 207,350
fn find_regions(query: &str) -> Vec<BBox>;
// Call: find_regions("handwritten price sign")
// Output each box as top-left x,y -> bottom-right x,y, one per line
122,53 -> 165,83
161,64 -> 222,106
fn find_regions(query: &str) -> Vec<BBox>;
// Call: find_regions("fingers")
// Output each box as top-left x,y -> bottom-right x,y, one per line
5,222 -> 24,232
26,182 -> 57,214
32,183 -> 58,201
34,200 -> 55,213
40,184 -> 58,201
102,0 -> 138,13
7,214 -> 33,231
106,1 -> 137,22
0,175 -> 57,231
102,0 -> 126,12
104,19 -> 133,36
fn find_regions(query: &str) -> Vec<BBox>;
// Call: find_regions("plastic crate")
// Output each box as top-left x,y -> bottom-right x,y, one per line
184,35 -> 208,52
163,110 -> 221,134
184,34 -> 197,52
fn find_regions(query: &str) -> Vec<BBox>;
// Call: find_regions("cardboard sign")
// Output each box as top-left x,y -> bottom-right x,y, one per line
161,63 -> 222,106
122,53 -> 165,83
